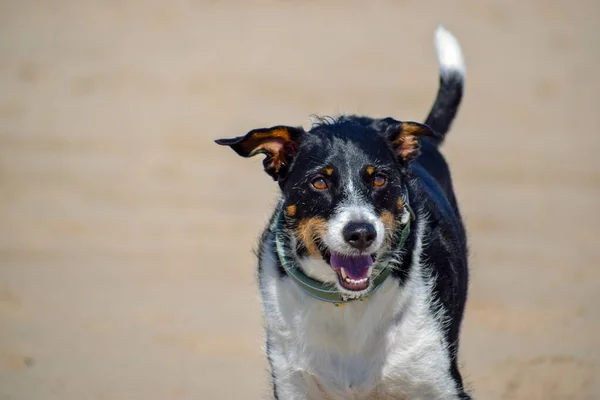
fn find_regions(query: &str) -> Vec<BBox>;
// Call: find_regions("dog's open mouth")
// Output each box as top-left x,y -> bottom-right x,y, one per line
329,252 -> 374,291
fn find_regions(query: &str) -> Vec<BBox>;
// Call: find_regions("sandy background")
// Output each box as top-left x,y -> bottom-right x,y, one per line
1,1 -> 599,399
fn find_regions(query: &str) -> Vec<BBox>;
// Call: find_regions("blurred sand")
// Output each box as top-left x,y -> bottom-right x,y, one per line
0,1 -> 599,399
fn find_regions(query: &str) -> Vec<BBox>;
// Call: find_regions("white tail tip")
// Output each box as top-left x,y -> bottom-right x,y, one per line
434,25 -> 465,77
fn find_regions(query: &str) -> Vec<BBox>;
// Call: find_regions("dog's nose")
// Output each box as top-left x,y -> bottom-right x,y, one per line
343,222 -> 377,251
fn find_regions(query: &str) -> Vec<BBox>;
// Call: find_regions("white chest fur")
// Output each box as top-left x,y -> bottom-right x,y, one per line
259,219 -> 461,400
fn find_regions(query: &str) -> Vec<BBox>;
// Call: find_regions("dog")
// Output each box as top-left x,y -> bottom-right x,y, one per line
216,25 -> 470,400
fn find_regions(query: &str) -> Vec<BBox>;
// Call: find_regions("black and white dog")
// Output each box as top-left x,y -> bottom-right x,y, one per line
217,26 -> 470,400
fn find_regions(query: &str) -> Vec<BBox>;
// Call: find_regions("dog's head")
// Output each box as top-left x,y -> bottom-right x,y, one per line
216,116 -> 439,296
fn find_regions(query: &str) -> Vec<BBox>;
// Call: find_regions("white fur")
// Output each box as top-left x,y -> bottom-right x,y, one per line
324,204 -> 385,257
298,255 -> 338,283
260,213 -> 461,399
434,25 -> 465,78
298,204 -> 385,300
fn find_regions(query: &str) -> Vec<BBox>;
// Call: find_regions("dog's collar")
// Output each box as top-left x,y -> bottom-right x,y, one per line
273,196 -> 414,306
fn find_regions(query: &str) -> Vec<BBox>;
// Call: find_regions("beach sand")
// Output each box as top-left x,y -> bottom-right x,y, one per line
1,1 -> 598,398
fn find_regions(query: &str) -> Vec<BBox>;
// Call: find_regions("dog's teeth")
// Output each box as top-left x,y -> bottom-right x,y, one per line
344,277 -> 368,284
341,271 -> 371,286
367,266 -> 373,276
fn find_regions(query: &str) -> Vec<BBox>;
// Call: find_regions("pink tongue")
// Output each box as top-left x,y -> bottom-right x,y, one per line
330,253 -> 374,279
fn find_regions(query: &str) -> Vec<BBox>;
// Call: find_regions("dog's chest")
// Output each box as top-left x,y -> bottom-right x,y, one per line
260,223 -> 459,399
263,274 -> 456,399
295,291 -> 397,395
296,295 -> 401,399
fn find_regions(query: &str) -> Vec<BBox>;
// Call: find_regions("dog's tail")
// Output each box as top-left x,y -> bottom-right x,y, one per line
424,25 -> 465,144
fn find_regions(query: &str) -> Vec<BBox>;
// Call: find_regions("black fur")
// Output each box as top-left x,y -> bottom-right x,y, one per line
243,113 -> 470,397
217,32 -> 470,398
425,69 -> 464,140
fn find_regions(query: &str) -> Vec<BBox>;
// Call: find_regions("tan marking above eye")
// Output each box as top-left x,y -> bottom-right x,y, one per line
373,174 -> 387,188
286,204 -> 297,217
366,165 -> 375,175
324,167 -> 334,176
312,177 -> 328,190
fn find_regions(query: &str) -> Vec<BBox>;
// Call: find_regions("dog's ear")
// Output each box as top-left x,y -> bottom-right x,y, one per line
215,126 -> 305,181
385,122 -> 442,164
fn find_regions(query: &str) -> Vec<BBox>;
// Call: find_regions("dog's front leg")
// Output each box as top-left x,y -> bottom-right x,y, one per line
272,371 -> 308,400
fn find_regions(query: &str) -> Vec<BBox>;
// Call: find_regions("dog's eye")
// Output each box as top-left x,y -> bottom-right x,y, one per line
373,174 -> 387,188
312,177 -> 328,190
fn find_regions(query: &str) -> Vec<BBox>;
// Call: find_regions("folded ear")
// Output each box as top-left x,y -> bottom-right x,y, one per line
385,122 -> 442,164
215,125 -> 305,181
